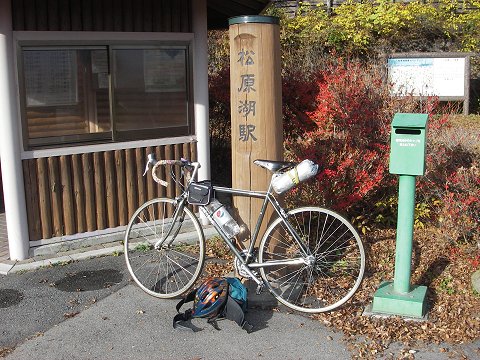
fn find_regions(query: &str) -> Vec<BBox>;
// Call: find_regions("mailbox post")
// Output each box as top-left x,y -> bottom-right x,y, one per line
371,113 -> 429,318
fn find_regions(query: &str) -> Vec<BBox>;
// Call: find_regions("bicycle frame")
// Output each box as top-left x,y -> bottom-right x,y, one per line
196,184 -> 311,285
151,160 -> 312,286
209,184 -> 311,259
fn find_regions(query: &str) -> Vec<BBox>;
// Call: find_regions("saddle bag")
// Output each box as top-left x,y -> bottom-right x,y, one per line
271,159 -> 319,194
187,180 -> 212,205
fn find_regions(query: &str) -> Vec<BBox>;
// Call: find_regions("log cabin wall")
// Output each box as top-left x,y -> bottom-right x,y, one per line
11,0 -> 191,33
12,0 -> 195,241
23,142 -> 197,241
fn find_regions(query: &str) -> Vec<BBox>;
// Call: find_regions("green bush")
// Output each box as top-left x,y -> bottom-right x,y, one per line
266,0 -> 480,74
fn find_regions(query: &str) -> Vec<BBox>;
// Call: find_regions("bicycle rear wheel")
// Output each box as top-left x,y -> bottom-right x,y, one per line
124,198 -> 205,298
259,207 -> 365,313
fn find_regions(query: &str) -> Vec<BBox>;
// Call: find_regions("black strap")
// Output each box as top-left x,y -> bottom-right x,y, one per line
175,288 -> 197,313
173,309 -> 193,327
173,289 -> 197,330
207,318 -> 222,331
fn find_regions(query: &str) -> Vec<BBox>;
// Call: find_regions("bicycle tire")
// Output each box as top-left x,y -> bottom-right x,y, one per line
124,198 -> 205,298
258,207 -> 365,313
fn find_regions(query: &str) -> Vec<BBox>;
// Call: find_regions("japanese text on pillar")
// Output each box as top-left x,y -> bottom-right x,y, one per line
237,49 -> 257,142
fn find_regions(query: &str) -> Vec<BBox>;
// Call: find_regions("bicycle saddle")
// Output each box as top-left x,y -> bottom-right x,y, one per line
253,159 -> 296,173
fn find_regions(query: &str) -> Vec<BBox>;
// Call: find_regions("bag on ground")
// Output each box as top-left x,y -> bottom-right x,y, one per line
173,277 -> 252,332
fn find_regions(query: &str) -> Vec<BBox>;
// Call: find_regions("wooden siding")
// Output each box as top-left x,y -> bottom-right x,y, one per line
22,142 -> 197,240
12,0 -> 191,32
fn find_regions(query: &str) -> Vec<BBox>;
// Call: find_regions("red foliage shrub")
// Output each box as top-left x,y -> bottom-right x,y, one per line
419,110 -> 480,243
209,67 -> 232,185
306,61 -> 391,143
436,165 -> 480,244
284,60 -> 393,212
282,70 -> 319,138
208,57 -> 479,243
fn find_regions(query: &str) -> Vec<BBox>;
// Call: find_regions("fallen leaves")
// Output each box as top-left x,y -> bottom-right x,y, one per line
0,347 -> 14,357
63,312 -> 79,319
313,227 -> 480,357
202,226 -> 479,358
203,261 -> 233,278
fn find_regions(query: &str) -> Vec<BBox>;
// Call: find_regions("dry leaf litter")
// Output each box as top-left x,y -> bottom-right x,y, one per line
203,228 -> 480,358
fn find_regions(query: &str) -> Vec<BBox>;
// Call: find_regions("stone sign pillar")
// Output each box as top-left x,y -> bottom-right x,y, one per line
229,16 -> 283,243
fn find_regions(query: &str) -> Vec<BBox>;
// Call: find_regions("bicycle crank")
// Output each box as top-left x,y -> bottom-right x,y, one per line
234,250 -> 259,279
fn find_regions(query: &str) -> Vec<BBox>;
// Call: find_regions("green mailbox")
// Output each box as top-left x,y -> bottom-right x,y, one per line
370,112 -> 429,319
389,113 -> 428,176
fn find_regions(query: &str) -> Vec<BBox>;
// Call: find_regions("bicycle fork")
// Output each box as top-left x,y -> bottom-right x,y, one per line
153,198 -> 188,250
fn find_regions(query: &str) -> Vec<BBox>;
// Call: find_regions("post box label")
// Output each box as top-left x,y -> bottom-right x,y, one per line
395,138 -> 422,147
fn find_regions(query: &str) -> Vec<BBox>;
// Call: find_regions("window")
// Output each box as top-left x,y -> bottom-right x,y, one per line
19,43 -> 192,149
112,47 -> 190,140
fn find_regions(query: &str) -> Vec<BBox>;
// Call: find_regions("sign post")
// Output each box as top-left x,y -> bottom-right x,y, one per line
228,16 -> 283,243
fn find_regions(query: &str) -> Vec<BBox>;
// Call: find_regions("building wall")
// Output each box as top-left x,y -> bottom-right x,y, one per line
12,0 -> 191,32
11,0 -> 197,242
23,142 -> 196,241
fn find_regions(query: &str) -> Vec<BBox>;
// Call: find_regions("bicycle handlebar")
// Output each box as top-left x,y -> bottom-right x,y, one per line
145,155 -> 200,187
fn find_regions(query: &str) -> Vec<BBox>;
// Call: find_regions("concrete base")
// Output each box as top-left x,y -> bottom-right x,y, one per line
30,224 -> 217,257
371,281 -> 428,318
472,269 -> 480,294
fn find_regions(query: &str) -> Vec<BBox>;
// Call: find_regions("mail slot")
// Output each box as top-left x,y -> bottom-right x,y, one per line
389,113 -> 428,176
395,129 -> 421,135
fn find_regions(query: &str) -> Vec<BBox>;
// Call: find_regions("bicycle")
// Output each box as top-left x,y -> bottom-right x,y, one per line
124,156 -> 365,313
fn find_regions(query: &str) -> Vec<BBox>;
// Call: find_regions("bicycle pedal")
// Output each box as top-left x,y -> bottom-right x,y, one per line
255,284 -> 264,295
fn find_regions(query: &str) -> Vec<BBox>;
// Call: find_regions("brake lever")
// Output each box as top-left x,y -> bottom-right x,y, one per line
143,153 -> 157,176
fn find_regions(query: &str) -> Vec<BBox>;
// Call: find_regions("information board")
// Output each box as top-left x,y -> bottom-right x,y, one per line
143,49 -> 186,93
388,57 -> 466,97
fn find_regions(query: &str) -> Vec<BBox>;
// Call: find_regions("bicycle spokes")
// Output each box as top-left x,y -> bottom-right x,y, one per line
259,207 -> 365,313
124,198 -> 205,298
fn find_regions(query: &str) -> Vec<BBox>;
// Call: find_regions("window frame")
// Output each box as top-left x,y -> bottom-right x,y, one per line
14,32 -> 195,151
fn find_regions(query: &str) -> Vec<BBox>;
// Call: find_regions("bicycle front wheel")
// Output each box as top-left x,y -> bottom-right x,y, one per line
124,198 -> 205,298
259,207 -> 365,313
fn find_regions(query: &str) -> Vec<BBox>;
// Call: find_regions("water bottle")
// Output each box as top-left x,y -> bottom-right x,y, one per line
206,199 -> 240,238
271,159 -> 319,194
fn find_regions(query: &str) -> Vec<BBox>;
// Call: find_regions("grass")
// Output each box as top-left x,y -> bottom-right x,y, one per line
449,114 -> 480,128
134,243 -> 153,252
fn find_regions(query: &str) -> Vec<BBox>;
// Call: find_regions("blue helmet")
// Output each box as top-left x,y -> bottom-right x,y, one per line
193,277 -> 229,318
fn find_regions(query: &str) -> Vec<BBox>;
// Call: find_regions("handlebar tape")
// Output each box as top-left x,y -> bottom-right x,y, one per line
152,160 -> 191,187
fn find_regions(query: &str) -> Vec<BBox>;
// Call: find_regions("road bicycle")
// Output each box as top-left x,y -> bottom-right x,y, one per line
124,156 -> 365,313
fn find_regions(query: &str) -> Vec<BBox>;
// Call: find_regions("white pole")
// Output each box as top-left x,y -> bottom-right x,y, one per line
192,0 -> 210,181
192,0 -> 211,224
0,0 -> 30,260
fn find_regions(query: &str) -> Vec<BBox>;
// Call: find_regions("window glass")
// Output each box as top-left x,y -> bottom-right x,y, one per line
20,44 -> 191,149
112,48 -> 189,136
23,48 -> 111,146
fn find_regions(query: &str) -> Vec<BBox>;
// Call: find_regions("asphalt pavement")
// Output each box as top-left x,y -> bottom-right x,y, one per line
1,253 -> 479,359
